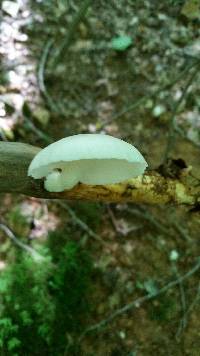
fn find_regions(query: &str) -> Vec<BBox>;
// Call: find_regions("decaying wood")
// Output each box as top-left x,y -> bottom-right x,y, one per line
0,142 -> 199,206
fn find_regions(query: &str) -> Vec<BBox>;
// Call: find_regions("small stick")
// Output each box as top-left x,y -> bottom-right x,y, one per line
0,223 -> 45,262
163,62 -> 200,162
78,257 -> 200,342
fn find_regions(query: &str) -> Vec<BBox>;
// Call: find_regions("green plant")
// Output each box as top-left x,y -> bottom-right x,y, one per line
0,231 -> 93,355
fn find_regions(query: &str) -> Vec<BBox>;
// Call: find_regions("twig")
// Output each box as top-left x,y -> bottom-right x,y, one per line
127,207 -> 170,236
185,282 -> 200,315
97,60 -> 199,131
38,1 -> 92,113
128,207 -> 194,244
172,264 -> 187,340
172,221 -> 192,242
97,97 -> 147,131
56,201 -> 105,245
23,116 -> 53,144
0,223 -> 45,262
53,0 -> 92,64
37,38 -> 61,113
1,142 -> 199,204
78,257 -> 200,342
176,281 -> 200,339
163,61 -> 200,162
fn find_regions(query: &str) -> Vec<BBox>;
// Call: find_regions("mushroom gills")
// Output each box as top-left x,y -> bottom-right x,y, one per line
60,167 -> 79,190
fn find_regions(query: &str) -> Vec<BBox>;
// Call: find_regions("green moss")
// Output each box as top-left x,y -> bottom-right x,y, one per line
0,231 -> 93,355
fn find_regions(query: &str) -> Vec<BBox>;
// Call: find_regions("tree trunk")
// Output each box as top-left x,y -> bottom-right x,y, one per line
0,142 -> 199,206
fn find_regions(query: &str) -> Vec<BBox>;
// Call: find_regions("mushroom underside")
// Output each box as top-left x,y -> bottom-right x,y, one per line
30,158 -> 147,191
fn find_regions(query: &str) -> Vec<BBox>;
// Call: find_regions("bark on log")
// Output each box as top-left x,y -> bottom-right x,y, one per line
0,142 -> 199,206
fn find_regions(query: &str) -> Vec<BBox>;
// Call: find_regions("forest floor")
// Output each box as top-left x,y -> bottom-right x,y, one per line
0,0 -> 200,355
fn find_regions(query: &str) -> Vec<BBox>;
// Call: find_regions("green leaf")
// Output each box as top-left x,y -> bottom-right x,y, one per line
143,279 -> 158,296
111,35 -> 132,51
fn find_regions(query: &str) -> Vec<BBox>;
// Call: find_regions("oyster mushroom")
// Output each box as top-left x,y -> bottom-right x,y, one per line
28,134 -> 148,192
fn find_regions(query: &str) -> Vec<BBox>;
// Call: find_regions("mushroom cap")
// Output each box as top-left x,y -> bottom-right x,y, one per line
28,134 -> 147,185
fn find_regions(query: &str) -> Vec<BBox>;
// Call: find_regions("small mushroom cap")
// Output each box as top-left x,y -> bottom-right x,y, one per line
28,134 -> 147,186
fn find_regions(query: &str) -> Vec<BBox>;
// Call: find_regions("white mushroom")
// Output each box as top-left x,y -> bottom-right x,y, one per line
28,134 -> 148,192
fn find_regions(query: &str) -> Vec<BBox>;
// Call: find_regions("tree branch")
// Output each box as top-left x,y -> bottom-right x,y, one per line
0,142 -> 199,206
